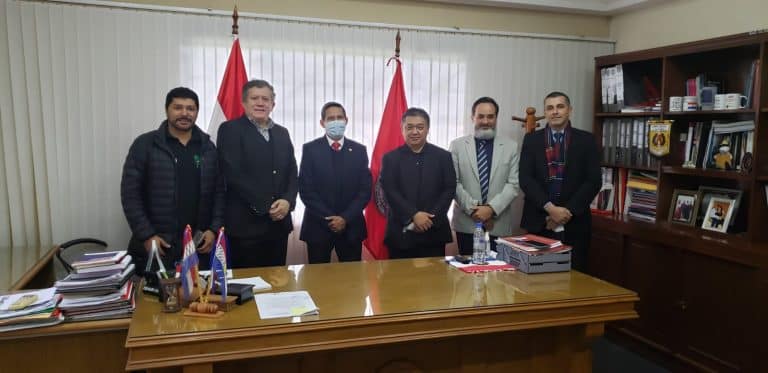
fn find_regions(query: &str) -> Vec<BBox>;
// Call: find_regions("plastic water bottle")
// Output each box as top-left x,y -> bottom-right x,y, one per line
472,222 -> 487,264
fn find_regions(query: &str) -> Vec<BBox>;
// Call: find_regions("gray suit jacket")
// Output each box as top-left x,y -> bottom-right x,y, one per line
449,134 -> 520,236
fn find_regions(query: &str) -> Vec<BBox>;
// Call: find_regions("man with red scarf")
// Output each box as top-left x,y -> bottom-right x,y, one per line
519,91 -> 601,272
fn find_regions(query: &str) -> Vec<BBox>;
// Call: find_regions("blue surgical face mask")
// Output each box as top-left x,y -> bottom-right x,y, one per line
325,120 -> 346,140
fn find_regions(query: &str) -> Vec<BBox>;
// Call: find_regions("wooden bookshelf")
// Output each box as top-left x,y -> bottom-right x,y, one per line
661,166 -> 751,180
595,112 -> 660,117
589,32 -> 767,373
601,163 -> 657,172
663,108 -> 755,116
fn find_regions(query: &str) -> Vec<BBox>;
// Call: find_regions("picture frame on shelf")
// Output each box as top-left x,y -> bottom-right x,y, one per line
668,189 -> 699,226
701,197 -> 736,233
697,186 -> 742,227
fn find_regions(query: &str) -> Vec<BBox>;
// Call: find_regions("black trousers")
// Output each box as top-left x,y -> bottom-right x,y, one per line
455,232 -> 498,256
306,236 -> 362,264
228,235 -> 288,268
388,244 -> 446,259
536,229 -> 589,273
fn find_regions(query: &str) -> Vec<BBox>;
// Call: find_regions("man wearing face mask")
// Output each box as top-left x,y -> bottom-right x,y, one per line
298,102 -> 372,263
449,97 -> 520,255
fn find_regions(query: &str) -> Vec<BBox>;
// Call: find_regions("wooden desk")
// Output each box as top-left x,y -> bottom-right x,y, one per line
0,246 -> 130,372
126,259 -> 637,372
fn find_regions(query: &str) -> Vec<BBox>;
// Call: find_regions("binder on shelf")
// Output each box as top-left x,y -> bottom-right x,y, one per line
606,66 -> 617,112
601,68 -> 609,112
616,64 -> 625,111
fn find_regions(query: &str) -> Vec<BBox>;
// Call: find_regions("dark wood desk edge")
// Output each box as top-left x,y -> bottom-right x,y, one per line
10,246 -> 58,291
125,293 -> 638,370
0,318 -> 130,340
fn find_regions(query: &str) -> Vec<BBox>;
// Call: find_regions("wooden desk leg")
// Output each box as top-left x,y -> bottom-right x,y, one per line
183,363 -> 213,373
571,322 -> 606,373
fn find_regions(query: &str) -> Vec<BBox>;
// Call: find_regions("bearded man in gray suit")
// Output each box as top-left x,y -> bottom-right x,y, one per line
449,96 -> 520,254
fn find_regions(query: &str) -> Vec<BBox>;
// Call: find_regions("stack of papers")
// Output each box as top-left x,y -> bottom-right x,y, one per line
497,234 -> 571,255
0,287 -> 63,332
72,251 -> 127,270
230,276 -> 272,292
54,250 -> 136,321
57,281 -> 135,322
255,291 -> 318,319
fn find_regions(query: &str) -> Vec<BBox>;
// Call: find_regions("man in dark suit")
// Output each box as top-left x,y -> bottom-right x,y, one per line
519,91 -> 601,272
217,79 -> 298,268
381,107 -> 456,259
299,102 -> 372,263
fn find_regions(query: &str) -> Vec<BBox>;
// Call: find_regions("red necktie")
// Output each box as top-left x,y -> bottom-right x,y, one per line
332,141 -> 341,152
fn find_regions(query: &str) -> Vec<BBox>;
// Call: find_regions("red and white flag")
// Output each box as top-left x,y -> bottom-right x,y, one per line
363,58 -> 407,260
208,38 -> 248,142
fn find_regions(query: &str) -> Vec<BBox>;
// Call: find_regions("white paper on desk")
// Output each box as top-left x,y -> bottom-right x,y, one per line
444,257 -> 509,269
255,291 -> 319,319
0,287 -> 56,311
198,269 -> 233,279
230,276 -> 272,292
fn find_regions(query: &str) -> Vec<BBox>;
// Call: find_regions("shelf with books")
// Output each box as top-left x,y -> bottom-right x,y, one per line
596,112 -> 661,117
591,32 -> 767,373
661,166 -> 752,181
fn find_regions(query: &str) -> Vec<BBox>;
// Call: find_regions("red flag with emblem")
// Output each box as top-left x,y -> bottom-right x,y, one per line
363,58 -> 407,260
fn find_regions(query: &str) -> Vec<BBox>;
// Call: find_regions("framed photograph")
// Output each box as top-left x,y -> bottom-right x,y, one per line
701,197 -> 736,233
668,189 -> 699,226
697,186 -> 742,227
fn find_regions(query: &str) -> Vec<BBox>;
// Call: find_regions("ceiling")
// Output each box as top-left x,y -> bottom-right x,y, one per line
421,0 -> 664,15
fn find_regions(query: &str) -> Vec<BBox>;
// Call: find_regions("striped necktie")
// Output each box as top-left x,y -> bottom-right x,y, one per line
477,140 -> 490,203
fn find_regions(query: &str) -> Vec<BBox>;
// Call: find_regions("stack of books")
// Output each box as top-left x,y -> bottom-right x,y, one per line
624,171 -> 658,222
0,287 -> 63,332
54,251 -> 136,321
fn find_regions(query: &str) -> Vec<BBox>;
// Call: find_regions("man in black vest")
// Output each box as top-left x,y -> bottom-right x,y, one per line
121,87 -> 224,274
381,107 -> 456,259
217,80 -> 298,268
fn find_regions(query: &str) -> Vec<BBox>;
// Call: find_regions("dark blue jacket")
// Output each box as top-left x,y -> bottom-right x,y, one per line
381,143 -> 456,248
299,137 -> 371,243
217,115 -> 298,238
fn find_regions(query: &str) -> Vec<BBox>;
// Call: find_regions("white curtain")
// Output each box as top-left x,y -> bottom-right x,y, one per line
0,0 -> 613,290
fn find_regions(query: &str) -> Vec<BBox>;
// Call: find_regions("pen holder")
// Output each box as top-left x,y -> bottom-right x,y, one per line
159,277 -> 182,313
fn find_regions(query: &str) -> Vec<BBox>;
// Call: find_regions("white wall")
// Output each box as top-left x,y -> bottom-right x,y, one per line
610,0 -> 768,53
